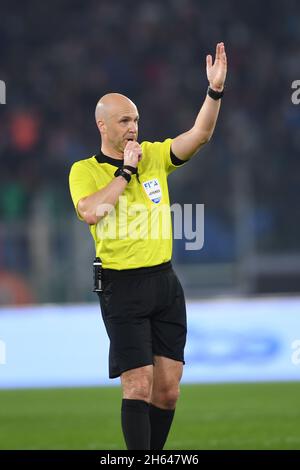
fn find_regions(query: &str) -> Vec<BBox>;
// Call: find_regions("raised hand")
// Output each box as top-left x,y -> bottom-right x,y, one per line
206,42 -> 227,92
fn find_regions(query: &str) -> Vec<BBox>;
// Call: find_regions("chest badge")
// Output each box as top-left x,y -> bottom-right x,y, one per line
142,178 -> 162,204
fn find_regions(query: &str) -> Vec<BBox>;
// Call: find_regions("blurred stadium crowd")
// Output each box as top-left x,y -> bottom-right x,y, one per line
0,0 -> 299,303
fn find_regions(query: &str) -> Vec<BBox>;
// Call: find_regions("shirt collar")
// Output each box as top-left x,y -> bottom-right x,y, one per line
95,151 -> 124,168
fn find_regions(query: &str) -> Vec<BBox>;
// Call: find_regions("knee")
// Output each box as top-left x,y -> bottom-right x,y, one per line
153,385 -> 180,409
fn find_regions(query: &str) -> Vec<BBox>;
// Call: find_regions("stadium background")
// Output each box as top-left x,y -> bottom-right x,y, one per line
0,0 -> 300,450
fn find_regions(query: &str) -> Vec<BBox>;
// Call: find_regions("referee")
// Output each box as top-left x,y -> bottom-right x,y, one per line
69,43 -> 227,450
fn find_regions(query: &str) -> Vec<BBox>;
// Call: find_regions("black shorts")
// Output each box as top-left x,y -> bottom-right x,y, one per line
98,261 -> 187,379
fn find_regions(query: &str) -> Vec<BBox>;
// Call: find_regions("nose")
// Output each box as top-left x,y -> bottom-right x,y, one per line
128,121 -> 138,133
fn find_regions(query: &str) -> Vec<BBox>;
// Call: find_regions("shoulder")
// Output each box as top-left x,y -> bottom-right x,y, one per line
141,138 -> 172,150
70,155 -> 97,171
69,156 -> 99,178
141,138 -> 172,158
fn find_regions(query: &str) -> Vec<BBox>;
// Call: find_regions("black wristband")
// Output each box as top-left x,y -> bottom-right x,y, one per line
114,167 -> 131,183
207,86 -> 224,100
123,165 -> 137,175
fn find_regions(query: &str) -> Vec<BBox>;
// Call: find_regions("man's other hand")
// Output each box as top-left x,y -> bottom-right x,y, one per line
124,141 -> 142,168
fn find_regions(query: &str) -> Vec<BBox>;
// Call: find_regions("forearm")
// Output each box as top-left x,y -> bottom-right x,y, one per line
194,94 -> 221,139
78,141 -> 142,225
171,94 -> 222,160
78,176 -> 128,225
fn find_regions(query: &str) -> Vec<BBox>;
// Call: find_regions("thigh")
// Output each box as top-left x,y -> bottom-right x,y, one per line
99,278 -> 154,378
151,272 -> 187,363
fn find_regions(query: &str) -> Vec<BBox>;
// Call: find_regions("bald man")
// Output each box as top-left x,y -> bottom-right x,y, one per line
69,43 -> 227,450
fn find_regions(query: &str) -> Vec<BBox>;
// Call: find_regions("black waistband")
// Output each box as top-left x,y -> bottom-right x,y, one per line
102,261 -> 172,280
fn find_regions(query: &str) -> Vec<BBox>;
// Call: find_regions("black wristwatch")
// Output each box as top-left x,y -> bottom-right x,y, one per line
207,86 -> 224,100
114,167 -> 131,183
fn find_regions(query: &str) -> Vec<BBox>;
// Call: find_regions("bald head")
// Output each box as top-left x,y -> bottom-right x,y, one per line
95,93 -> 137,126
95,93 -> 140,156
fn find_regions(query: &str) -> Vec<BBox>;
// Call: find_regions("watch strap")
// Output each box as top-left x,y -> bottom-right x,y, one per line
123,165 -> 137,174
114,167 -> 131,183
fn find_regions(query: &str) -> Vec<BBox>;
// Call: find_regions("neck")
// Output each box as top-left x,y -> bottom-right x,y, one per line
101,143 -> 124,159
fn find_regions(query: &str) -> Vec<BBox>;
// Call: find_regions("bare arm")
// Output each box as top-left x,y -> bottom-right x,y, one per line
78,141 -> 142,225
78,176 -> 129,225
171,42 -> 227,160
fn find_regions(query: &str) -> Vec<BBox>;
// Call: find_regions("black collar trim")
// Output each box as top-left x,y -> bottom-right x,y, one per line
95,151 -> 124,168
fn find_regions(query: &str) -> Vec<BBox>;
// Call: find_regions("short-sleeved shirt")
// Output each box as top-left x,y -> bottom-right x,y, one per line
69,138 -> 185,269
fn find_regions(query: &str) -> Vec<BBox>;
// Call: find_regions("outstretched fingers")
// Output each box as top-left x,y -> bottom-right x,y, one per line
206,54 -> 212,70
221,44 -> 227,66
216,42 -> 224,61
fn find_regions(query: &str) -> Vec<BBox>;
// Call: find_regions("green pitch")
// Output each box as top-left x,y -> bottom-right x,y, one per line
0,382 -> 299,449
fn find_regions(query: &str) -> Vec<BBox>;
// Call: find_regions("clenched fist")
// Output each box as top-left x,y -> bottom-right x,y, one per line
124,140 -> 142,169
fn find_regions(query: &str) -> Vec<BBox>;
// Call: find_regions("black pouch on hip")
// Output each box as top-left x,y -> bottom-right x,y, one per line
93,257 -> 103,293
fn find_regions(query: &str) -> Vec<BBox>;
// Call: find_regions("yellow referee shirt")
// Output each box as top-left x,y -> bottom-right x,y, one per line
69,138 -> 185,270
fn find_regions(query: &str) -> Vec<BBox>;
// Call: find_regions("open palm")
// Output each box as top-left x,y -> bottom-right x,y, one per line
206,42 -> 227,92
